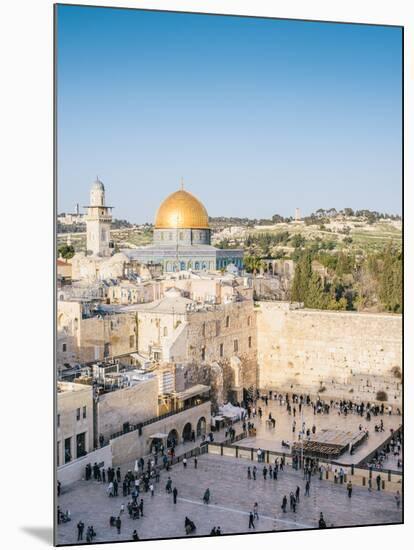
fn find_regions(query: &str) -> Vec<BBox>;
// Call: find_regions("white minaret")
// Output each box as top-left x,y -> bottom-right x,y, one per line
85,177 -> 113,257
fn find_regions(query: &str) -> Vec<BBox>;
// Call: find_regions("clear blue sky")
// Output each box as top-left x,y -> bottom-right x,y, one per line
56,5 -> 402,223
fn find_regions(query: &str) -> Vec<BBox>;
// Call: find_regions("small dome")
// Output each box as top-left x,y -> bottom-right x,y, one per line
91,177 -> 105,191
155,189 -> 209,229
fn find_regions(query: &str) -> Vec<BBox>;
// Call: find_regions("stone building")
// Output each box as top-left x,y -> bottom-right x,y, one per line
57,382 -> 94,467
96,374 -> 159,440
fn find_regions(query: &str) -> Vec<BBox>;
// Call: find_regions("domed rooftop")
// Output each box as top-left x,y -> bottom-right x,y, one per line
91,177 -> 104,191
154,188 -> 209,229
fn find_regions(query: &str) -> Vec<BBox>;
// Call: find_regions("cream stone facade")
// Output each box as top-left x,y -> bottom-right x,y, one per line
57,382 -> 94,467
97,376 -> 159,440
109,400 -> 212,465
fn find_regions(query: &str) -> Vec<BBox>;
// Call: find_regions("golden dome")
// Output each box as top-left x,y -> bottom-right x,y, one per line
154,189 -> 209,229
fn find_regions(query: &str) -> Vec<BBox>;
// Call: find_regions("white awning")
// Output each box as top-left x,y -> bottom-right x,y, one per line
148,432 -> 168,439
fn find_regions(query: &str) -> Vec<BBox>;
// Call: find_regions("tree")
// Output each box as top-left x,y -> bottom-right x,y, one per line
58,244 -> 75,260
244,255 -> 264,274
305,272 -> 326,308
291,252 -> 312,302
290,233 -> 306,249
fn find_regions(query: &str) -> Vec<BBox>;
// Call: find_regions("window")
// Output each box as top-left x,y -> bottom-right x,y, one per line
202,322 -> 206,337
83,406 -> 87,419
64,437 -> 72,464
226,315 -> 230,328
234,339 -> 239,352
220,343 -> 224,357
76,432 -> 86,458
62,343 -> 67,352
129,335 -> 135,348
104,343 -> 110,357
201,347 -> 206,361
248,336 -> 252,348
153,351 -> 161,361
76,408 -> 80,421
163,326 -> 168,337
57,414 -> 60,427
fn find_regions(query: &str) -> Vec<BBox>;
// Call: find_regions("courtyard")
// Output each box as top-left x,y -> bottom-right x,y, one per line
57,450 -> 402,545
239,398 -> 402,467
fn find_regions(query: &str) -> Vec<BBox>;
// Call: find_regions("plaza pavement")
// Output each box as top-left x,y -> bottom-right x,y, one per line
57,452 -> 402,545
240,398 -> 402,466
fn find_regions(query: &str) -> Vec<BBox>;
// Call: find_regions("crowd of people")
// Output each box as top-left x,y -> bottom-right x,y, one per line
57,388 -> 401,542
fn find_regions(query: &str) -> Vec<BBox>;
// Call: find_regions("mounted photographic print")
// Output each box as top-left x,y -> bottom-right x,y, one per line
55,3 -> 403,545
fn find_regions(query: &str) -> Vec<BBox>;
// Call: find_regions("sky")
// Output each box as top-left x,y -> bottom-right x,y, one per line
56,5 -> 402,223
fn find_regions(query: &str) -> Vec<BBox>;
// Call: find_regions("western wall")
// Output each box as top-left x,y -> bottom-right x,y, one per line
256,301 -> 402,404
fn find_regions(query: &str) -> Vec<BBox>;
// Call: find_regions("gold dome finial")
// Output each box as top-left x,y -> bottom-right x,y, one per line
180,176 -> 184,190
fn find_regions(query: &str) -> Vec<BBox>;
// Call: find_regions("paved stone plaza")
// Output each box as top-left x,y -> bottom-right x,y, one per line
57,452 -> 402,545
240,398 -> 402,466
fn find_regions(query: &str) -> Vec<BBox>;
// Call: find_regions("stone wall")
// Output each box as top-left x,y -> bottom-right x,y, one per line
97,377 -> 159,440
57,445 -> 112,486
110,401 -> 212,465
256,302 -> 402,402
186,300 -> 258,391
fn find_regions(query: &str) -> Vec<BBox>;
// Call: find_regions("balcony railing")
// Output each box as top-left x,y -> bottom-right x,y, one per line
109,395 -> 210,441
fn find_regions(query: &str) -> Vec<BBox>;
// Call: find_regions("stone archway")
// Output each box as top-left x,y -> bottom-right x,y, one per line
167,429 -> 179,448
196,416 -> 206,437
182,422 -> 192,442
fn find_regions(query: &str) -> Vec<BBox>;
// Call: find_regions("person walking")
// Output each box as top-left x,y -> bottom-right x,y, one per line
253,466 -> 257,480
295,486 -> 300,503
318,513 -> 327,528
173,487 -> 178,504
305,480 -> 310,496
395,491 -> 401,509
150,483 -> 154,497
203,488 -> 210,504
183,457 -> 187,469
115,516 -> 121,534
194,457 -> 198,469
253,502 -> 259,520
132,530 -> 139,541
249,511 -> 255,529
247,466 -> 251,479
77,521 -> 84,541
281,495 -> 287,513
347,481 -> 352,498
376,475 -> 382,491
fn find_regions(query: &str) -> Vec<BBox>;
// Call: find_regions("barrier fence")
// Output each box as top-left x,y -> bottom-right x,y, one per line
206,441 -> 402,493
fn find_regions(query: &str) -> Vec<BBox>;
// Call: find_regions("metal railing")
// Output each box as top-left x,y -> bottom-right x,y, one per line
109,397 -> 210,441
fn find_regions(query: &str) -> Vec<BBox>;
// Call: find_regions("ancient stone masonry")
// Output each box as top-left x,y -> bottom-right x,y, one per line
256,301 -> 402,403
185,300 -> 258,394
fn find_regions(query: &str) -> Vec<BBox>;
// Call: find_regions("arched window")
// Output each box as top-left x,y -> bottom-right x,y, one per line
195,262 -> 200,270
163,326 -> 168,337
